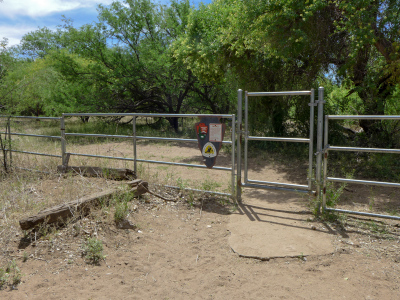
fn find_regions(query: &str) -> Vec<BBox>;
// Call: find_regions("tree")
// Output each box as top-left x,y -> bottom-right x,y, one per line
0,38 -> 21,112
174,0 -> 400,141
21,0 -> 199,131
173,0 -> 323,135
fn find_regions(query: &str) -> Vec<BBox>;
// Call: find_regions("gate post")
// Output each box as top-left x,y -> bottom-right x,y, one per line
133,115 -> 137,175
7,116 -> 12,167
237,89 -> 243,202
316,87 -> 325,213
60,114 -> 66,168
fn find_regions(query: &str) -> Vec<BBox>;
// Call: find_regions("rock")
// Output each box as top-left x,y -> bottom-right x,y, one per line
116,219 -> 136,230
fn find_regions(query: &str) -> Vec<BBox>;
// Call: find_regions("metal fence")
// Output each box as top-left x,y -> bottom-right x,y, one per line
3,98 -> 400,220
61,113 -> 236,199
236,88 -> 325,201
0,116 -> 62,172
322,115 -> 400,221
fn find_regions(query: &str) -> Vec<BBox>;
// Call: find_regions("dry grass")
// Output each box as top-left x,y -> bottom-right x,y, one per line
0,118 -> 218,255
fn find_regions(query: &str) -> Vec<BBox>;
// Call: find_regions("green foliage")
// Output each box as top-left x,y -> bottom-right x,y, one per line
175,0 -> 400,141
22,251 -> 28,262
1,0 -> 399,145
82,237 -> 106,264
113,192 -> 131,222
0,260 -> 22,289
324,181 -> 347,208
0,267 -> 8,288
200,177 -> 222,191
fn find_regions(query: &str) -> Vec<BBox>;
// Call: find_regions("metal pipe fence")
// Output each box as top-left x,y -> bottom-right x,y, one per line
0,116 -> 63,167
62,113 -> 236,200
0,113 -> 236,199
322,115 -> 400,221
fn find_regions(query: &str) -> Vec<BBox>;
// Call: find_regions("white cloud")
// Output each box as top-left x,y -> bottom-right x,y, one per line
0,0 -> 114,18
0,25 -> 38,47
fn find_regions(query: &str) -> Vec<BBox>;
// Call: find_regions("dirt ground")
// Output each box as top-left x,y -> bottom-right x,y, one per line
1,141 -> 400,299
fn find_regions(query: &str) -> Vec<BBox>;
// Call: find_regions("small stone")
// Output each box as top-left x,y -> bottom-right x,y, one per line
311,225 -> 316,230
116,220 -> 136,230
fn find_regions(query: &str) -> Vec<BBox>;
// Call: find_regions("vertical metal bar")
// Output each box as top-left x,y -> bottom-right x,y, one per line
308,89 -> 315,190
231,114 -> 236,202
133,115 -> 137,175
244,91 -> 249,184
237,89 -> 243,202
322,116 -> 329,212
316,87 -> 324,212
60,115 -> 66,168
7,116 -> 12,166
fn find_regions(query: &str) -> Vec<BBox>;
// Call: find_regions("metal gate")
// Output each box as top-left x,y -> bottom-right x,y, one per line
236,88 -> 325,201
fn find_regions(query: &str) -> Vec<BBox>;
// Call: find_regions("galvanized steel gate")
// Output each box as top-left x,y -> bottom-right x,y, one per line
236,88 -> 326,201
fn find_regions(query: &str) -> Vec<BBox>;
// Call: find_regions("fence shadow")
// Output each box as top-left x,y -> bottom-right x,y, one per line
235,202 -> 349,238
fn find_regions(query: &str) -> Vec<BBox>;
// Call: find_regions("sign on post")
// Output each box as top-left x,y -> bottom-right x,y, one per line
195,116 -> 226,169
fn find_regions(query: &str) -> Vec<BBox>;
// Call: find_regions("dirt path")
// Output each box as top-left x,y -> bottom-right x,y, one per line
2,192 -> 400,299
229,196 -> 334,259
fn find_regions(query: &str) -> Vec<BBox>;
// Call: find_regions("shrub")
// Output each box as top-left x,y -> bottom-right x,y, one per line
82,237 -> 105,264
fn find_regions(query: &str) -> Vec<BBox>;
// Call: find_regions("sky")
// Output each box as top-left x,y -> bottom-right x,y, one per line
0,0 -> 212,47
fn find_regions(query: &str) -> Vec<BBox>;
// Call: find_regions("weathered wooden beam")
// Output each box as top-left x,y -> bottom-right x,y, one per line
57,166 -> 136,180
19,189 -> 117,230
19,180 -> 148,230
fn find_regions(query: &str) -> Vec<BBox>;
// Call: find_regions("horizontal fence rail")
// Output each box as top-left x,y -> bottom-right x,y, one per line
240,182 -> 313,194
7,149 -> 62,158
323,115 -> 400,221
0,115 -> 61,120
62,113 -> 236,200
328,146 -> 400,154
63,113 -> 234,118
247,136 -> 310,143
0,132 -> 61,139
327,115 -> 400,120
247,91 -> 312,96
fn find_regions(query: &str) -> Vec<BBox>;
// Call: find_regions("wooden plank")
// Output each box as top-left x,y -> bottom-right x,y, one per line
57,166 -> 136,180
19,189 -> 117,230
19,181 -> 148,230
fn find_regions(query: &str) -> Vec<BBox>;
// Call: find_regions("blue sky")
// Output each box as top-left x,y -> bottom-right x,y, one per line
0,0 -> 212,47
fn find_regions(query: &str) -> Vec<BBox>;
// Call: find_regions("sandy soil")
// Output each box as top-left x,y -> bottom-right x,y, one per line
1,141 -> 400,299
1,191 -> 400,300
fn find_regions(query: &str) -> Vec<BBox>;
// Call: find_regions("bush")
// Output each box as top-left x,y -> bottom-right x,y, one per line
82,237 -> 105,264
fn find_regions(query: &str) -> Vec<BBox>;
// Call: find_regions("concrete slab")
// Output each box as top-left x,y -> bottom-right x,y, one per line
228,196 -> 335,259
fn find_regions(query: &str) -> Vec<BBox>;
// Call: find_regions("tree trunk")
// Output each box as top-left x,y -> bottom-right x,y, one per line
167,117 -> 180,133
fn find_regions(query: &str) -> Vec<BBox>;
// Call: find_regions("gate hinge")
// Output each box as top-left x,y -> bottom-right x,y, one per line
314,145 -> 329,156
